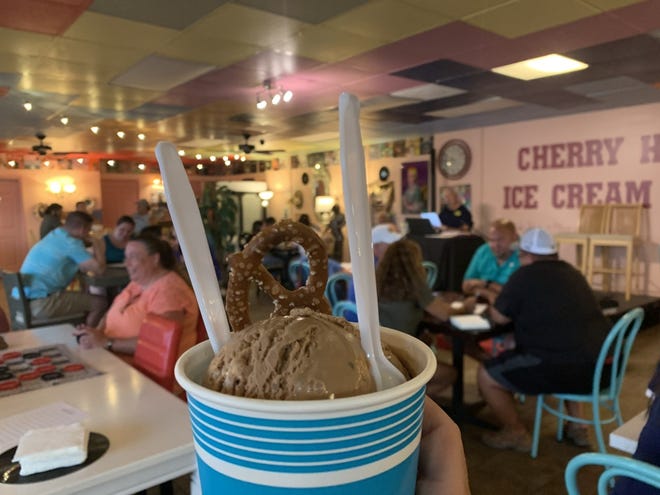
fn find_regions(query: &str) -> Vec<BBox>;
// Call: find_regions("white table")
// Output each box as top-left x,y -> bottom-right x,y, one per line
0,324 -> 195,495
609,410 -> 646,454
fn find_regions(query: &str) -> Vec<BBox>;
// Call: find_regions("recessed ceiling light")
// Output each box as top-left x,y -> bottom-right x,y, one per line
137,163 -> 146,170
43,160 -> 50,166
240,156 -> 246,162
178,150 -> 185,156
209,155 -> 216,162
116,131 -> 126,139
491,54 -> 588,80
60,116 -> 69,125
76,158 -> 84,164
23,102 -> 32,111
137,133 -> 146,141
90,126 -> 100,134
196,163 -> 204,170
107,160 -> 116,166
8,160 -> 16,167
195,153 -> 202,160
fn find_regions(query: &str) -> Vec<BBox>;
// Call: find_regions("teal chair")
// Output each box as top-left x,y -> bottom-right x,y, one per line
288,258 -> 310,288
332,300 -> 358,322
421,261 -> 438,289
565,452 -> 660,494
531,307 -> 644,458
324,272 -> 353,308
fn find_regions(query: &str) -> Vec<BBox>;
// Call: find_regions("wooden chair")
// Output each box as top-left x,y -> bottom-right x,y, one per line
133,314 -> 182,392
1,271 -> 86,330
587,203 -> 643,300
555,204 -> 607,275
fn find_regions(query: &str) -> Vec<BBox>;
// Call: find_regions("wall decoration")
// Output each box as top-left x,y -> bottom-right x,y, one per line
379,166 -> 389,181
301,172 -> 309,185
289,190 -> 303,209
401,161 -> 429,214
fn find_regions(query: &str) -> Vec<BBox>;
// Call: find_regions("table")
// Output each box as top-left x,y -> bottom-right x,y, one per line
83,266 -> 129,289
0,324 -> 195,495
609,410 -> 645,454
407,233 -> 484,291
421,311 -> 509,427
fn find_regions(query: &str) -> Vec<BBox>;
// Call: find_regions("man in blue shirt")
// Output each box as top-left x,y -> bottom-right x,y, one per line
462,219 -> 520,304
20,211 -> 107,326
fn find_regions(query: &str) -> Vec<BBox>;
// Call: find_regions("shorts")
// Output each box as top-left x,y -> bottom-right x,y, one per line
484,350 -> 597,395
30,291 -> 92,320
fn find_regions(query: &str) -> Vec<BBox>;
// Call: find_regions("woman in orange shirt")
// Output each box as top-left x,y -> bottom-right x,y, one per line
75,234 -> 198,359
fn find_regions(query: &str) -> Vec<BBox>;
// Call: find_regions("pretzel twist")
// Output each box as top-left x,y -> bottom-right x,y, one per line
226,219 -> 331,331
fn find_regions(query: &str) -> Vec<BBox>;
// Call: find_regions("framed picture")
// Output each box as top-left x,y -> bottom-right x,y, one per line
401,161 -> 429,214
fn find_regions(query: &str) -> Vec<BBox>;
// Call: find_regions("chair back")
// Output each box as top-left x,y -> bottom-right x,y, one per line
565,452 -> 660,495
422,260 -> 438,288
1,271 -> 31,329
592,307 -> 644,401
578,204 -> 607,234
605,203 -> 642,236
288,258 -> 310,288
133,313 -> 183,392
324,272 -> 353,308
332,300 -> 358,322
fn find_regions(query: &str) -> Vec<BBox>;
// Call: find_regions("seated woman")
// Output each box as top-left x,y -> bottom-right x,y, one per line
75,234 -> 199,361
376,238 -> 466,397
103,215 -> 136,263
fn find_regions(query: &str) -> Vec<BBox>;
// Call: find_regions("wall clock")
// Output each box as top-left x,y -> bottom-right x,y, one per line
437,139 -> 471,180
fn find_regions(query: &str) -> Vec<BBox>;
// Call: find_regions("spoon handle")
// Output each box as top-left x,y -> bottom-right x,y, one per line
338,93 -> 405,390
155,141 -> 230,353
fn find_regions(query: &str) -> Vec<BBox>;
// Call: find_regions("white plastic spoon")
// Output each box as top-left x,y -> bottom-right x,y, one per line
338,93 -> 406,390
155,141 -> 230,353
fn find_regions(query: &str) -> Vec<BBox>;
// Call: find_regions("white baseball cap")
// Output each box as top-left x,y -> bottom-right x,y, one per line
372,224 -> 402,245
520,228 -> 557,255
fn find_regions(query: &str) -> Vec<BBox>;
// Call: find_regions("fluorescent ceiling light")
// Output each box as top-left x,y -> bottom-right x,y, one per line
491,54 -> 588,81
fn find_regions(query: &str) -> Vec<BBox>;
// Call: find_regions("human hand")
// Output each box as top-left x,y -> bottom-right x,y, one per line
417,397 -> 471,495
73,325 -> 105,349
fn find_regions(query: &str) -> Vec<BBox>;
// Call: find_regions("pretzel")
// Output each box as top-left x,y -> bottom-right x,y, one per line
226,219 -> 332,331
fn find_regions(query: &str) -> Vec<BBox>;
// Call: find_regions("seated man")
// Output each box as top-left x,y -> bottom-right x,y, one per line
477,228 -> 610,452
462,219 -> 520,304
19,211 -> 107,326
439,187 -> 472,231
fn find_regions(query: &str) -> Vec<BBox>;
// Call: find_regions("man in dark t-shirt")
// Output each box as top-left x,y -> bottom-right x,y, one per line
477,228 -> 610,452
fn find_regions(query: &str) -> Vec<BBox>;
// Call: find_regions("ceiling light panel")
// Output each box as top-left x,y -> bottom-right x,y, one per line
491,54 -> 588,80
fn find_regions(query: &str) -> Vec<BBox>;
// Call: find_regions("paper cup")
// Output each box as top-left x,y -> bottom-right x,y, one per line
175,327 -> 436,495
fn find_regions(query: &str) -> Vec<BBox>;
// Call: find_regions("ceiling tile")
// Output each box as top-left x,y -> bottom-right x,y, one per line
344,75 -> 421,97
158,32 -> 258,67
0,28 -> 55,56
187,3 -> 305,47
566,75 -> 647,96
425,96 -> 521,117
399,0 -> 512,19
324,0 -> 449,43
465,0 -> 600,39
0,0 -> 87,35
276,25 -> 382,63
610,0 -> 660,31
391,83 -> 466,100
111,55 -> 214,92
64,11 -> 178,49
71,85 -> 163,111
47,37 -> 147,68
88,0 -> 227,30
235,0 -> 368,24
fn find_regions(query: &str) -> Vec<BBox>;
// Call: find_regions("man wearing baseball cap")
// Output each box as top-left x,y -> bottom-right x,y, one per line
477,227 -> 611,452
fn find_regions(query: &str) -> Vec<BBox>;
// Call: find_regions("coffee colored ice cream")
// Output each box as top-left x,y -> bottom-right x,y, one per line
205,308 -> 381,400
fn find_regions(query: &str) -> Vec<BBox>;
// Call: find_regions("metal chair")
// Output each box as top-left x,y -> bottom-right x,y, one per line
332,300 -> 358,322
1,270 -> 86,330
133,313 -> 183,392
324,272 -> 353,309
422,260 -> 438,288
565,452 -> 660,494
555,204 -> 608,275
288,258 -> 310,288
530,307 -> 644,458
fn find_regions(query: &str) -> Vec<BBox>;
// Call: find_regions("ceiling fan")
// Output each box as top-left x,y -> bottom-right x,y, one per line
31,132 -> 88,156
237,133 -> 285,155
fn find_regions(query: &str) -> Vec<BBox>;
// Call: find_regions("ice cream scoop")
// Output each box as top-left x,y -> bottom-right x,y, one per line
205,308 -> 378,400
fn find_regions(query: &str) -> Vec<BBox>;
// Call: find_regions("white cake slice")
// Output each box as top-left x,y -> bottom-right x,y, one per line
12,423 -> 89,476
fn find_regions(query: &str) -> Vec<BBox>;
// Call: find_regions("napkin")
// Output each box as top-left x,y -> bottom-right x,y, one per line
450,315 -> 491,331
12,423 -> 89,476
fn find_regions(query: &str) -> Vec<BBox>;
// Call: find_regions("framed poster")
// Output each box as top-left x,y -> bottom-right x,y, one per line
401,161 -> 429,214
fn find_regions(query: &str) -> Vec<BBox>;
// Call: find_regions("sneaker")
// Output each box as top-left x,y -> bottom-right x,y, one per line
481,428 -> 532,452
563,424 -> 590,448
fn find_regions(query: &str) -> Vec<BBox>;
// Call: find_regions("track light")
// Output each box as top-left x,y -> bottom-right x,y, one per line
271,91 -> 282,105
283,89 -> 293,103
256,94 -> 267,110
255,79 -> 293,109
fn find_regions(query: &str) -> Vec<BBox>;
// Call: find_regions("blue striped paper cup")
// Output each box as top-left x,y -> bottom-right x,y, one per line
175,327 -> 436,495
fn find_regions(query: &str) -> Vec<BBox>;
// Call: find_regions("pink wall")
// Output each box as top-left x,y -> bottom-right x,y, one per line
435,101 -> 660,295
